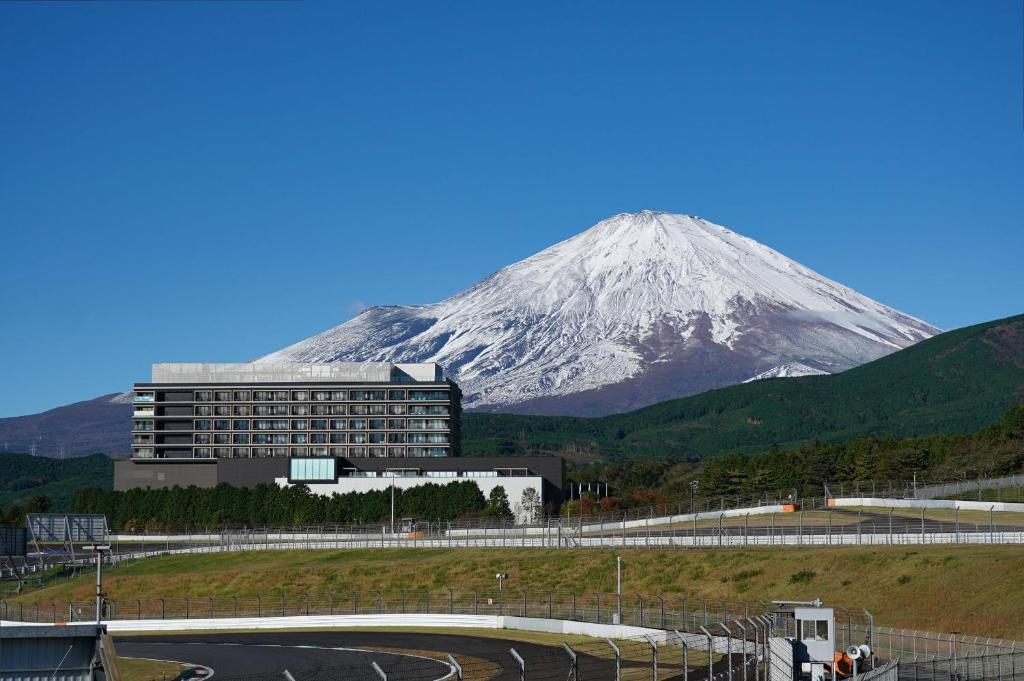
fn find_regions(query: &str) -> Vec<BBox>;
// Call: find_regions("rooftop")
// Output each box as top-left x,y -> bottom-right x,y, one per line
149,362 -> 444,384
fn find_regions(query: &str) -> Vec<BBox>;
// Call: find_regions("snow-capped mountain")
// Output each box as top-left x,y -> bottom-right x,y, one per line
259,211 -> 938,415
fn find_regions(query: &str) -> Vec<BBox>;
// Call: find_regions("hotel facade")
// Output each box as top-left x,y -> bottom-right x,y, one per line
115,362 -> 564,514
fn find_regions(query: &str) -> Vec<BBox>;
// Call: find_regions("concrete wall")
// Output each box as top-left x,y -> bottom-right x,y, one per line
830,497 -> 1024,512
113,460 -> 217,491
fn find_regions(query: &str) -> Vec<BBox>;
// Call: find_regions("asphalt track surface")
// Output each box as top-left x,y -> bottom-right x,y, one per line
116,631 -> 737,681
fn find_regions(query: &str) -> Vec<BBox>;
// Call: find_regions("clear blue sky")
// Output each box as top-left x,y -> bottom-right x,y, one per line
1,1 -> 1021,417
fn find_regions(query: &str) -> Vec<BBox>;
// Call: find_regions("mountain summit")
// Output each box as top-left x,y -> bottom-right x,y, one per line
259,211 -> 938,415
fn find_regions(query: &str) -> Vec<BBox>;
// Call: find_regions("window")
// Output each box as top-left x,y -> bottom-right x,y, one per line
233,405 -> 251,416
213,447 -> 230,458
329,433 -> 346,444
408,433 -> 449,444
133,447 -> 155,458
253,391 -> 271,401
232,447 -> 250,458
351,390 -> 385,401
311,405 -> 329,415
387,419 -> 406,429
194,433 -> 211,444
254,405 -> 288,416
349,433 -> 367,444
369,432 -> 386,443
330,390 -> 347,400
329,419 -> 346,430
133,434 -> 153,444
387,433 -> 406,443
388,390 -> 406,400
214,391 -> 231,401
134,392 -> 155,402
195,391 -> 212,402
349,446 -> 366,457
214,419 -> 230,430
291,419 -> 308,430
233,390 -> 251,401
214,433 -> 230,444
310,446 -> 329,456
368,446 -> 387,457
367,404 -> 386,415
232,419 -> 250,430
329,446 -> 347,456
292,390 -> 308,401
233,433 -> 249,444
133,419 -> 154,431
388,404 -> 406,415
290,457 -> 336,482
368,419 -> 385,430
309,433 -> 327,444
409,390 -> 448,401
195,405 -> 213,416
290,446 -> 308,456
310,419 -> 328,430
348,419 -> 367,430
388,446 -> 406,457
194,419 -> 211,430
291,404 -> 310,416
273,390 -> 289,401
407,446 -> 447,457
409,404 -> 449,416
291,433 -> 308,444
329,404 -> 347,415
799,620 -> 829,642
350,405 -> 369,415
194,447 -> 212,458
214,405 -> 231,416
311,390 -> 331,401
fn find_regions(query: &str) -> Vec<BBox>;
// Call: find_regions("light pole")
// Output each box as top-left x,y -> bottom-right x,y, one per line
82,544 -> 110,632
496,573 -> 507,614
689,481 -> 699,515
616,556 -> 622,623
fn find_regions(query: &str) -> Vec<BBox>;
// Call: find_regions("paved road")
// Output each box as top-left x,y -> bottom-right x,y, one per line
116,631 -> 737,681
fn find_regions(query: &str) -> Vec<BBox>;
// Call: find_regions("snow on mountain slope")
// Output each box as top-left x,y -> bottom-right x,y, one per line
743,362 -> 830,382
258,211 -> 938,415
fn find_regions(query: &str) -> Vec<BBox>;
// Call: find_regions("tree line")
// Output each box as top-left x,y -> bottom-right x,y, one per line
72,480 -> 519,532
565,405 -> 1024,511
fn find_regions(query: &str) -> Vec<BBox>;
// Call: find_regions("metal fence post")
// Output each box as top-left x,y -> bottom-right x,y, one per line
737,620 -> 749,681
675,629 -> 690,681
446,654 -> 463,681
720,623 -> 734,681
646,635 -> 659,681
563,643 -> 579,681
607,639 -> 621,681
510,647 -> 525,681
701,626 -> 715,681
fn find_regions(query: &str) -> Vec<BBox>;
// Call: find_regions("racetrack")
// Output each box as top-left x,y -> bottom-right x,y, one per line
116,631 -> 727,681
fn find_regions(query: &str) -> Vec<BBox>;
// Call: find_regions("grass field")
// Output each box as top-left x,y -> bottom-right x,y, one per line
118,656 -> 189,681
8,546 -> 1024,639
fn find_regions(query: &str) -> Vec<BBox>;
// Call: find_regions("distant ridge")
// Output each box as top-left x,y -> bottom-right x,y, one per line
462,313 -> 1024,460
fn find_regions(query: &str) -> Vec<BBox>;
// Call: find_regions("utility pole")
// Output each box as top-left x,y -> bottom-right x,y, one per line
689,481 -> 698,515
390,474 -> 396,535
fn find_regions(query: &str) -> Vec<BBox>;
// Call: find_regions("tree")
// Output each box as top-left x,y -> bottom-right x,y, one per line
517,487 -> 541,524
484,485 -> 513,520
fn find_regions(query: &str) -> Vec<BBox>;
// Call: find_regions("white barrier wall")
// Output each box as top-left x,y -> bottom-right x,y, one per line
831,498 -> 1024,512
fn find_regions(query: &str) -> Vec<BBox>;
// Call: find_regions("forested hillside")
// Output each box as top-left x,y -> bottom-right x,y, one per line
464,313 -> 1024,460
0,452 -> 113,511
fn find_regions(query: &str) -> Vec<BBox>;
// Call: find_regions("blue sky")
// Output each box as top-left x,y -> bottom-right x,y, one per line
0,1 -> 1021,417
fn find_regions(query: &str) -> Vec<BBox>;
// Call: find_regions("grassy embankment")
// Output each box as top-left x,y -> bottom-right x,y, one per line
7,546 -> 1024,639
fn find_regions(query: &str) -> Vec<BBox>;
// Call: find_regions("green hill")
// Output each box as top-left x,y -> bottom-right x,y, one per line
463,313 -> 1024,460
0,452 -> 114,512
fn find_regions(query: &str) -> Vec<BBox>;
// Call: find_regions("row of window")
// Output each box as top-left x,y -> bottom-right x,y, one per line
132,418 -> 449,432
185,389 -> 450,402
191,404 -> 450,417
132,446 -> 450,459
194,432 -> 450,445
